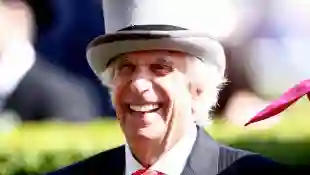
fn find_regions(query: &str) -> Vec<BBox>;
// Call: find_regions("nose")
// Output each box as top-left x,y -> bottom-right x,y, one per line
129,67 -> 153,94
130,77 -> 153,94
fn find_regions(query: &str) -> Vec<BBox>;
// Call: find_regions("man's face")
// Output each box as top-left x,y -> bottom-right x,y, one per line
110,50 -> 194,145
0,1 -> 33,54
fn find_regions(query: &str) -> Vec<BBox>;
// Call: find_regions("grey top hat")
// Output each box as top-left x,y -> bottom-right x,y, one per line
86,0 -> 226,78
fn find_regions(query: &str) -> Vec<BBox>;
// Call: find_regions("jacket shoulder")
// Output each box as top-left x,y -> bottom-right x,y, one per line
44,145 -> 125,175
218,145 -> 287,175
218,144 -> 253,170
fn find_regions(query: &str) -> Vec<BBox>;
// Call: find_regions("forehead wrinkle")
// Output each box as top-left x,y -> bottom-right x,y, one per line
118,53 -> 174,65
108,51 -> 191,72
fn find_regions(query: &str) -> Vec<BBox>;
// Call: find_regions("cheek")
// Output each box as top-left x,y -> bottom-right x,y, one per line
166,74 -> 190,95
112,76 -> 129,100
157,75 -> 192,105
159,76 -> 193,127
110,90 -> 121,118
111,85 -> 127,120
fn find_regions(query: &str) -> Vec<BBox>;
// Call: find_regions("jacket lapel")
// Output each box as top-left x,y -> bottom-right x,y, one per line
181,126 -> 220,175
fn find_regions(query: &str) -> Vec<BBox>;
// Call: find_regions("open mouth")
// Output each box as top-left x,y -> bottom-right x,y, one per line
127,103 -> 163,113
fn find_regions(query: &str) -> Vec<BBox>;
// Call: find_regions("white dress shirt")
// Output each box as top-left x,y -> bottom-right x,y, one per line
0,40 -> 35,110
125,124 -> 197,175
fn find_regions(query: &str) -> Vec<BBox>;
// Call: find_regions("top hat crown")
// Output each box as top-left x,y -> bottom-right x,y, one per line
86,0 -> 227,80
102,0 -> 224,33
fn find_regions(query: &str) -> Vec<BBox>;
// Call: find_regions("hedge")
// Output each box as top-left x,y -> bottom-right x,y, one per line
0,98 -> 310,175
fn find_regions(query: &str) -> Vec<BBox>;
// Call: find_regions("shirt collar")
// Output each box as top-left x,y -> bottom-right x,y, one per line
125,124 -> 197,175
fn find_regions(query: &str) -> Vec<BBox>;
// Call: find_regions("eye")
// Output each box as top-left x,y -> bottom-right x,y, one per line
149,63 -> 174,76
117,63 -> 136,75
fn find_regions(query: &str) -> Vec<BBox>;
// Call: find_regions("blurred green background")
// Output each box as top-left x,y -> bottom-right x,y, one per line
0,0 -> 310,174
0,97 -> 309,175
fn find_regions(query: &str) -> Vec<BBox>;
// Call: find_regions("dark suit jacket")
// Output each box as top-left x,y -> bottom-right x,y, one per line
45,126 -> 292,175
3,58 -> 101,122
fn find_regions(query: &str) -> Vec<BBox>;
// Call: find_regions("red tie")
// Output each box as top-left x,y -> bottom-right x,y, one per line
132,169 -> 165,175
245,79 -> 310,126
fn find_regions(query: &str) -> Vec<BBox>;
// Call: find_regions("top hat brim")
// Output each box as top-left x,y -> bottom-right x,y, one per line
86,30 -> 226,77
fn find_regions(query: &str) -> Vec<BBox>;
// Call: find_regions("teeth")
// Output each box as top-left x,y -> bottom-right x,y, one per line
129,104 -> 159,112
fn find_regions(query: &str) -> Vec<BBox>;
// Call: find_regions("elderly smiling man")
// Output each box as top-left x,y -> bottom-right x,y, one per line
46,0 -> 289,175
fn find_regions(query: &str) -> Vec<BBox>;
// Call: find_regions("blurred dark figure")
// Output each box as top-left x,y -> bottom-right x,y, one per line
0,1 -> 101,122
30,0 -> 115,117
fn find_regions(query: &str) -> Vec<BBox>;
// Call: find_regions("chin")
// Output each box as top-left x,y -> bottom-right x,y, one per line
136,126 -> 165,140
125,118 -> 167,142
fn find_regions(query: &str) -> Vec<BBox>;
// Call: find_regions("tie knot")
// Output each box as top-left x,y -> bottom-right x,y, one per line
132,169 -> 165,175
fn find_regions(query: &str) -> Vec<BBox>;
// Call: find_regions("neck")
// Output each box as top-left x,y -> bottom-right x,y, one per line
132,142 -> 161,167
129,125 -> 186,167
130,139 -> 168,166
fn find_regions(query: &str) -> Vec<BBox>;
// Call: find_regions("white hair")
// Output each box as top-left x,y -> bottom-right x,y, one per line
98,55 -> 226,127
184,57 -> 226,126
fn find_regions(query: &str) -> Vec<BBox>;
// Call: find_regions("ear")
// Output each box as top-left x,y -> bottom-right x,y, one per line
189,83 -> 203,99
191,99 -> 197,115
190,85 -> 203,115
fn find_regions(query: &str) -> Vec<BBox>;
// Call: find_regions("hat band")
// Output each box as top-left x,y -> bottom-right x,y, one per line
90,25 -> 190,48
118,24 -> 188,31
